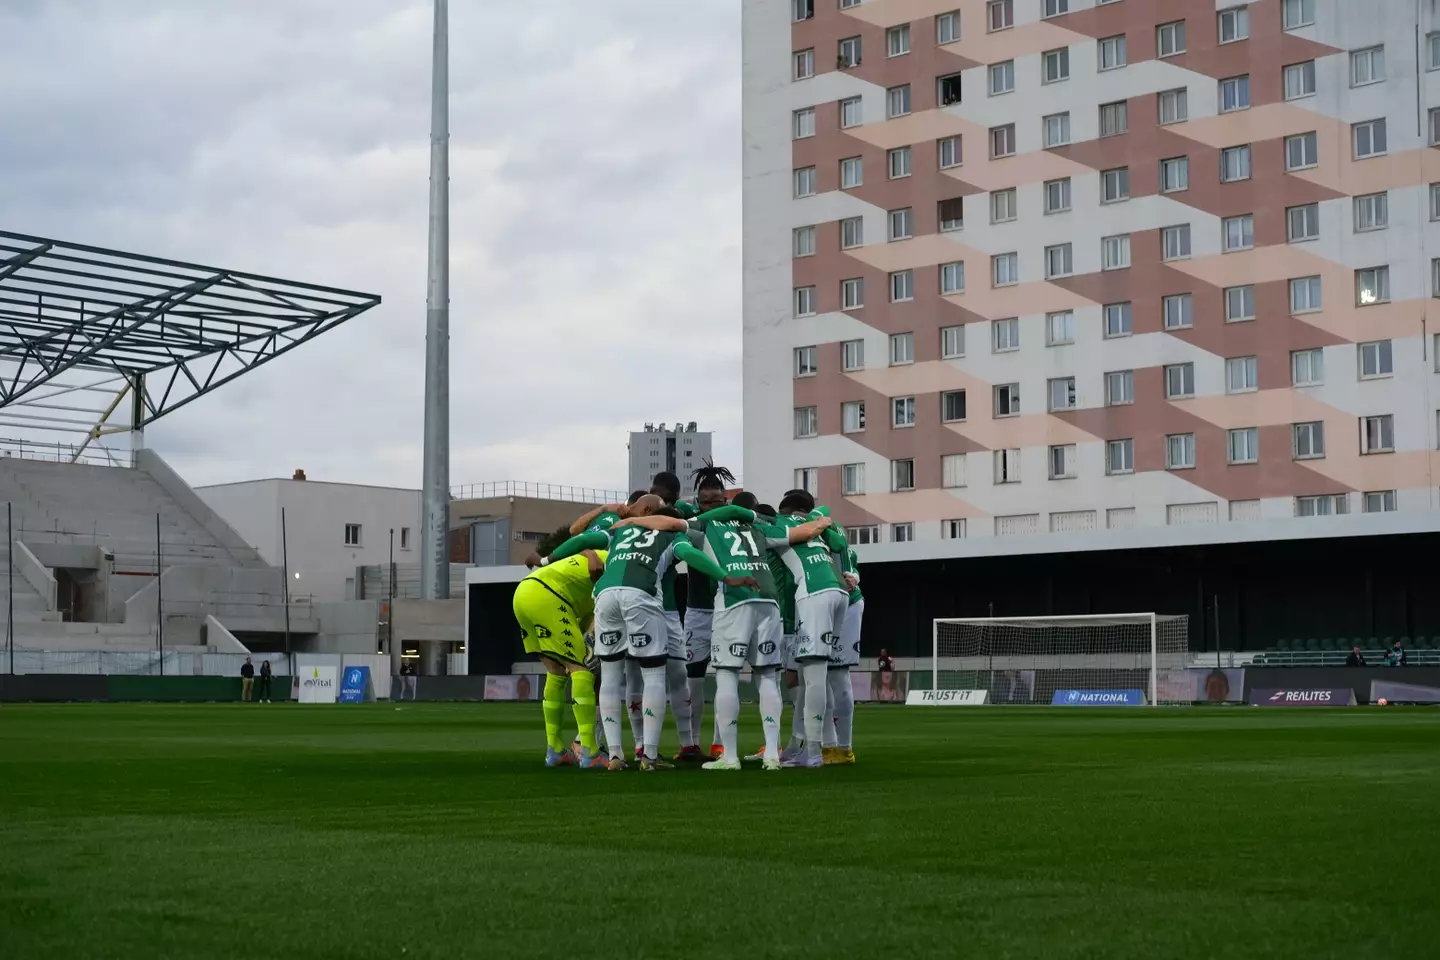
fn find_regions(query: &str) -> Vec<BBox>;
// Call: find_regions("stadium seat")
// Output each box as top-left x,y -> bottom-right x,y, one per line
1273,639 -> 1288,651
1320,637 -> 1336,651
1399,636 -> 1411,650
1306,638 -> 1321,652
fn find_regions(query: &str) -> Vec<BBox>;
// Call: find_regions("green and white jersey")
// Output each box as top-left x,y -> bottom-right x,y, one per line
843,544 -> 862,605
685,557 -> 715,611
661,566 -> 679,612
754,513 -> 846,601
594,526 -> 681,601
673,500 -> 699,519
768,549 -> 797,633
585,510 -> 622,535
687,515 -> 777,609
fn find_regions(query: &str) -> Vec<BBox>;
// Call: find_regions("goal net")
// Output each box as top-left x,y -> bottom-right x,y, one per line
932,614 -> 1191,705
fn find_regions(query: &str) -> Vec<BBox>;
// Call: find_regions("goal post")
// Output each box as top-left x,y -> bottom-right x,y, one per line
930,613 -> 1191,705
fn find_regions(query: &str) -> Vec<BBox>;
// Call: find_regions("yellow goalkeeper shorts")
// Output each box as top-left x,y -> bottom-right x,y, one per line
513,579 -> 587,665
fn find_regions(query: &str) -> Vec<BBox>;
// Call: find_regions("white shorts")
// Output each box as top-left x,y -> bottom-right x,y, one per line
794,590 -> 849,662
782,634 -> 798,671
684,608 -> 713,663
664,610 -> 684,660
833,597 -> 864,668
710,602 -> 783,670
594,587 -> 667,660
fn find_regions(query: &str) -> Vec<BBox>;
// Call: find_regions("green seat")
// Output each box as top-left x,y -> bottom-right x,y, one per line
1274,638 -> 1289,651
1305,638 -> 1321,652
1321,637 -> 1337,651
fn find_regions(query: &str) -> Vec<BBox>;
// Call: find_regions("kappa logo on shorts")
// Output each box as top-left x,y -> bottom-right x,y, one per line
599,631 -> 622,646
631,633 -> 652,648
759,641 -> 777,655
729,643 -> 748,658
534,625 -> 552,639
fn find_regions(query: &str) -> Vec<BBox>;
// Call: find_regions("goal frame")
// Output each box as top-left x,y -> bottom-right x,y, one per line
932,612 -> 1161,705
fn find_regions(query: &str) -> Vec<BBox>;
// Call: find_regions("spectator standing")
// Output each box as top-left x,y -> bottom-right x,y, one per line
877,649 -> 894,674
240,656 -> 255,702
1385,640 -> 1408,667
258,659 -> 273,703
1346,646 -> 1367,667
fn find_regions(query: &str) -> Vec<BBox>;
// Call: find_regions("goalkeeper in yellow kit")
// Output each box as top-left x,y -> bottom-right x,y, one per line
512,528 -> 609,769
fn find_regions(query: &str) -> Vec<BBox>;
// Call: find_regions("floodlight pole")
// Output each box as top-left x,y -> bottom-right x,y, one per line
419,0 -> 451,604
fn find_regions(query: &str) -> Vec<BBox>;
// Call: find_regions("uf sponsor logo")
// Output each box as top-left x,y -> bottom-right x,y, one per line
630,633 -> 652,649
758,641 -> 777,655
599,631 -> 622,647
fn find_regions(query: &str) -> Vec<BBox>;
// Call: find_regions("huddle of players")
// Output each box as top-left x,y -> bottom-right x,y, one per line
518,464 -> 863,772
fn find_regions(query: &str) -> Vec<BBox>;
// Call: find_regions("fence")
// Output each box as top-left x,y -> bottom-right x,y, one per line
449,481 -> 626,504
8,651 -> 290,676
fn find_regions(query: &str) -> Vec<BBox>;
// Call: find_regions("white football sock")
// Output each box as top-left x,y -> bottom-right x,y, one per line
686,675 -> 706,746
829,669 -> 854,750
625,658 -> 644,749
822,676 -> 838,748
789,679 -> 806,746
599,660 -> 625,760
666,659 -> 695,747
801,661 -> 828,761
757,668 -> 782,760
640,664 -> 667,759
714,669 -> 740,760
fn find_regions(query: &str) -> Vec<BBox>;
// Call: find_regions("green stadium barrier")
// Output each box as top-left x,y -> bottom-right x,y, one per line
106,676 -> 294,702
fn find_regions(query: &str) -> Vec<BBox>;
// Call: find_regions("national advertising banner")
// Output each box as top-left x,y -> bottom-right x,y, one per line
338,666 -> 374,704
1052,689 -> 1146,706
905,689 -> 988,706
1248,688 -> 1357,707
297,666 -> 338,704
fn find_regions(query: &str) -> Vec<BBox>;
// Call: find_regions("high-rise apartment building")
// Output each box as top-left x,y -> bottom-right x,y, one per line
628,423 -> 713,498
743,0 -> 1440,550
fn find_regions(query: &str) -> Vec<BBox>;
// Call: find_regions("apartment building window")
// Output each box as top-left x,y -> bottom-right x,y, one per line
941,325 -> 965,359
793,225 -> 816,258
1284,61 -> 1316,99
1220,145 -> 1251,182
1364,491 -> 1397,513
840,97 -> 863,128
942,391 -> 967,423
888,207 -> 914,240
1353,119 -> 1387,159
890,332 -> 914,365
842,339 -> 864,371
1296,495 -> 1348,517
942,519 -> 967,539
842,401 -> 866,434
1043,47 -> 1070,84
344,523 -> 362,546
1354,192 -> 1388,232
1163,293 -> 1193,330
793,49 -> 815,81
938,73 -> 963,106
1102,235 -> 1131,270
1099,101 -> 1127,137
793,166 -> 816,198
940,261 -> 965,294
1283,0 -> 1314,29
1044,243 -> 1073,279
1104,301 -> 1132,338
1043,0 -> 1069,16
1292,348 -> 1324,386
892,459 -> 916,492
1218,7 -> 1249,43
794,345 -> 818,377
1228,427 -> 1259,465
839,0 -> 860,7
1049,444 -> 1077,479
991,124 -> 1016,158
1351,46 -> 1384,86
993,448 -> 1021,483
1162,224 -> 1191,261
937,11 -> 961,44
1106,370 -> 1133,406
1287,203 -> 1319,242
1225,284 -> 1255,322
1048,377 -> 1077,412
838,36 -> 862,68
847,524 -> 878,545
1099,35 -> 1126,70
1286,132 -> 1318,170
1044,177 -> 1072,214
1100,167 -> 1129,203
939,136 -> 962,168
1356,266 -> 1390,305
1043,112 -> 1070,147
1292,421 -> 1325,459
892,396 -> 916,428
939,198 -> 964,233
1107,439 -> 1134,475
1433,184 -> 1440,221
1358,339 -> 1393,379
993,317 -> 1019,352
1361,415 -> 1394,454
1223,214 -> 1254,252
990,60 -> 1015,95
1161,156 -> 1189,192
1158,88 -> 1188,124
1165,363 -> 1195,400
841,156 -> 863,189
1434,259 -> 1440,297
892,523 -> 915,543
1220,75 -> 1250,112
1430,108 -> 1440,146
792,0 -> 813,20
1166,433 -> 1196,470
1226,356 -> 1258,394
887,85 -> 911,118
1290,276 -> 1322,314
1157,21 -> 1186,57
840,216 -> 863,250
1431,32 -> 1440,69
993,253 -> 1019,287
888,147 -> 912,180
794,407 -> 818,439
842,463 -> 865,496
994,383 -> 1020,416
887,24 -> 910,57
794,286 -> 816,318
988,0 -> 1013,31
841,277 -> 864,309
991,188 -> 1017,223
793,108 -> 815,139
890,270 -> 915,302
794,468 -> 819,495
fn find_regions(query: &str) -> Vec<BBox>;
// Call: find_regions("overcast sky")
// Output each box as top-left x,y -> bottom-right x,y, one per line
0,0 -> 742,492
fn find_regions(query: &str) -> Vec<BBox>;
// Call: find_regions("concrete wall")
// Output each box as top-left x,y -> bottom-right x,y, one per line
136,449 -> 264,566
449,496 -> 600,565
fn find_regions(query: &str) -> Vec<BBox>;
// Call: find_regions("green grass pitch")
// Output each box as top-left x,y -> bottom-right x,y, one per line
1,702 -> 1436,959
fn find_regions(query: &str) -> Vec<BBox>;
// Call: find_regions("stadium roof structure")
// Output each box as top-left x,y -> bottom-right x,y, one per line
0,230 -> 381,461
